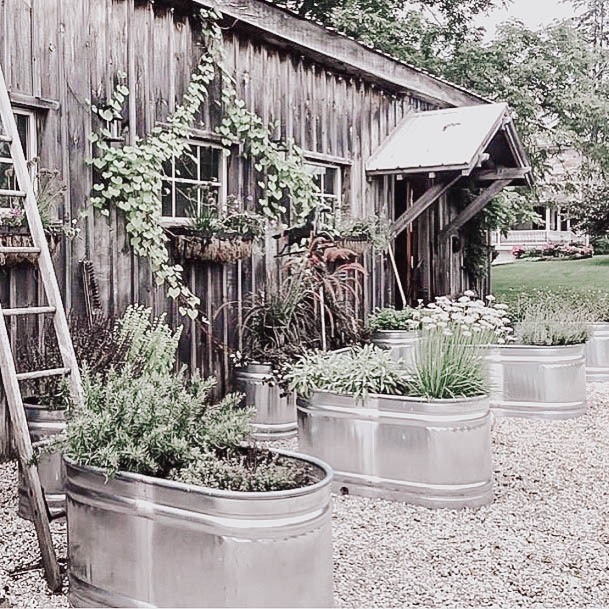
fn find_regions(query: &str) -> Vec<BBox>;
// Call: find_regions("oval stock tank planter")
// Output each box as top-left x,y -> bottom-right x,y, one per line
65,451 -> 334,608
371,330 -> 420,366
18,401 -> 66,520
487,344 -> 587,419
297,391 -> 492,509
235,364 -> 297,440
585,323 -> 609,382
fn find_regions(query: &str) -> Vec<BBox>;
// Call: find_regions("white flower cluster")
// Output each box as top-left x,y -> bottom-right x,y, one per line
417,291 -> 513,344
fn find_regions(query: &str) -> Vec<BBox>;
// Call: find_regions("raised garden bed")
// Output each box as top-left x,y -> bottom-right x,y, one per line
18,400 -> 66,520
297,390 -> 492,509
585,322 -> 609,382
64,451 -> 333,608
488,344 -> 587,419
235,364 -> 297,440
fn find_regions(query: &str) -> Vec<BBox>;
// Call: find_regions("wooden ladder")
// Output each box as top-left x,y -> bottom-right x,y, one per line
0,65 -> 83,592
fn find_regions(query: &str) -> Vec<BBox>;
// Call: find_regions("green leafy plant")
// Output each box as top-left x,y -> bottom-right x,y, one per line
88,8 -> 224,319
286,344 -> 410,400
368,306 -> 421,332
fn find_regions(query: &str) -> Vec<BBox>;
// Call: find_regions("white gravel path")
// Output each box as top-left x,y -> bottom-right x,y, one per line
2,383 -> 609,608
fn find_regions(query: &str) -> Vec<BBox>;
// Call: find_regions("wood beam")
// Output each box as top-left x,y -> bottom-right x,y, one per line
440,179 -> 512,238
190,0 -> 486,107
469,167 -> 531,182
391,175 -> 461,238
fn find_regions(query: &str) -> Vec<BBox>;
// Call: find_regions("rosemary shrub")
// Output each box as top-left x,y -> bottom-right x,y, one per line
57,306 -> 316,491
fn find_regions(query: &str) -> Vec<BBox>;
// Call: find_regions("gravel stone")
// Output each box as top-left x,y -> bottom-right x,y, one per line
2,384 -> 609,607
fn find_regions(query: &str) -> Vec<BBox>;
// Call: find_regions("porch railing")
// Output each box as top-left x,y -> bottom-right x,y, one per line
491,229 -> 578,247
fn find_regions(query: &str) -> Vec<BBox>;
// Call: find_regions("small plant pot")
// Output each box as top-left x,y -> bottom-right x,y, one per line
371,330 -> 420,367
335,235 -> 369,256
235,364 -> 297,440
585,323 -> 609,382
64,452 -> 334,608
487,343 -> 587,419
18,400 -> 66,520
297,390 -> 492,509
171,230 -> 254,263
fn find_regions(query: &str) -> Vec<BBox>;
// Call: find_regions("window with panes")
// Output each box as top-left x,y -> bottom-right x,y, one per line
161,142 -> 225,221
304,162 -> 342,226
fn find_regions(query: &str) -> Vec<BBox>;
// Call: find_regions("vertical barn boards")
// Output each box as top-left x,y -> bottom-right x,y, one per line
0,0 -> 487,408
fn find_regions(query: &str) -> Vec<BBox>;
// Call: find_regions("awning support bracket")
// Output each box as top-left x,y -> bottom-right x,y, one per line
439,179 -> 512,238
391,174 -> 461,239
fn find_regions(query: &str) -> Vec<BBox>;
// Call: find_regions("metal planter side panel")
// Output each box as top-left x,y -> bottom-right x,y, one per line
18,403 -> 66,519
65,453 -> 334,608
488,344 -> 587,419
235,365 -> 297,439
297,392 -> 492,509
371,330 -> 420,366
585,323 -> 609,382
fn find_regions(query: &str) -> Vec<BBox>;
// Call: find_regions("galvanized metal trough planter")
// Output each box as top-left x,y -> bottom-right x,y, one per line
65,451 -> 334,608
487,344 -> 587,419
18,401 -> 66,520
235,364 -> 297,440
297,391 -> 492,509
371,330 -> 420,366
585,323 -> 609,382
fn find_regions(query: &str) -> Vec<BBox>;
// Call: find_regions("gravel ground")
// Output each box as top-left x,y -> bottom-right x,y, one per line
1,384 -> 609,608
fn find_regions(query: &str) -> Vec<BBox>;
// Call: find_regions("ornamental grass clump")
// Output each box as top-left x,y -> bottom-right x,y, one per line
406,325 -> 488,400
56,306 -> 316,491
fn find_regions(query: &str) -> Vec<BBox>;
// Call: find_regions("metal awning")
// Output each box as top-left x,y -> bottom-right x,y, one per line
367,103 -> 531,184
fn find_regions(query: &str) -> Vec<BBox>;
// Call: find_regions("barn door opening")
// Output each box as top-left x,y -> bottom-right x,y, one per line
393,177 -> 424,307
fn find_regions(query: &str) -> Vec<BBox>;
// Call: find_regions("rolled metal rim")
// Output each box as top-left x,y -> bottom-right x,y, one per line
495,342 -> 586,351
64,449 -> 333,501
299,390 -> 490,422
371,330 -> 421,340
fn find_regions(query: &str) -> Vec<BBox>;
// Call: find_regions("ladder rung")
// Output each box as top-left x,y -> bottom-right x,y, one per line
0,134 -> 11,143
0,246 -> 39,254
16,367 -> 70,382
3,306 -> 56,316
0,156 -> 12,164
0,188 -> 25,197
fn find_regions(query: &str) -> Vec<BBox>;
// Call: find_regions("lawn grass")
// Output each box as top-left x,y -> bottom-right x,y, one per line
492,255 -> 609,298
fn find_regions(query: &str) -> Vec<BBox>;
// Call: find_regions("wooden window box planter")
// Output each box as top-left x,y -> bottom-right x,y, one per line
0,226 -> 61,266
168,227 -> 255,263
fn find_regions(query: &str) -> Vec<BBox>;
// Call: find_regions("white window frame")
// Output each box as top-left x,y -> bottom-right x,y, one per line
304,160 -> 343,222
160,139 -> 227,225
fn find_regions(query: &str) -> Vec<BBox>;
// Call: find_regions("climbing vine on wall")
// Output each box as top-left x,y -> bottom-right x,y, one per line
89,8 -> 320,318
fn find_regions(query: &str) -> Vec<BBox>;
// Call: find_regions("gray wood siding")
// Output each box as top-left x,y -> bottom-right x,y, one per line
0,0 -> 475,408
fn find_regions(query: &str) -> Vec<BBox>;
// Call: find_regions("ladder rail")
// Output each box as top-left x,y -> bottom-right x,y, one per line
0,67 -> 83,408
0,302 -> 62,591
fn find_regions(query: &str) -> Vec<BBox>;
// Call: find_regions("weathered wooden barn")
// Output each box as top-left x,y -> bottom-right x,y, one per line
0,0 -> 530,396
